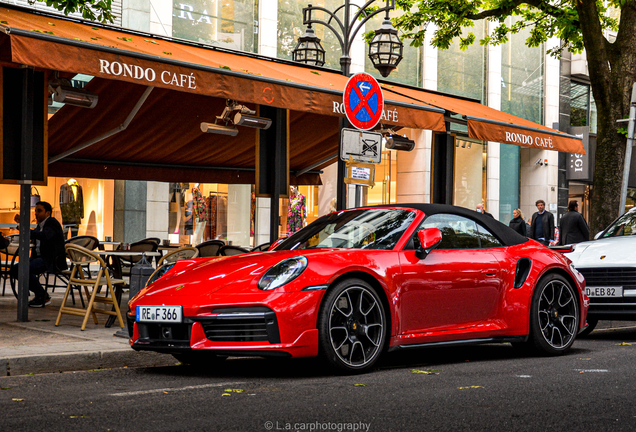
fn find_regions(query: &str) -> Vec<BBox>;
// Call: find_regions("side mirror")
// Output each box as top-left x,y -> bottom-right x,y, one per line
415,228 -> 442,259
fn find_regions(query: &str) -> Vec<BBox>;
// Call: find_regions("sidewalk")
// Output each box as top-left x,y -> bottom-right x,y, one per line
0,286 -> 176,377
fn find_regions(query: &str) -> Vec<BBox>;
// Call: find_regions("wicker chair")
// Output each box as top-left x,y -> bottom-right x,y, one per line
56,244 -> 125,331
196,240 -> 225,257
218,245 -> 250,256
157,246 -> 199,266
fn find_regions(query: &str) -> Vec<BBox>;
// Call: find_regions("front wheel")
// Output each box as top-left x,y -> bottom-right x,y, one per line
317,279 -> 387,373
528,274 -> 580,355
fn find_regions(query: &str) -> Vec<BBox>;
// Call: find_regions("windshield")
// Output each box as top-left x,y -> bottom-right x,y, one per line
275,208 -> 416,251
601,209 -> 636,238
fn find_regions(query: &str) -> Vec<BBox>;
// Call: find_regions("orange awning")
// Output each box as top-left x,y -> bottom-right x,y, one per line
0,5 -> 446,132
382,85 -> 585,154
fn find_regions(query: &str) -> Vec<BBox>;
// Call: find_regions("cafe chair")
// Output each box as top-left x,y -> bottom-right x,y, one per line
0,235 -> 19,296
44,235 -> 101,300
116,239 -> 159,277
56,243 -> 125,331
157,246 -> 199,267
251,242 -> 271,252
195,240 -> 225,258
218,245 -> 250,256
141,237 -> 161,245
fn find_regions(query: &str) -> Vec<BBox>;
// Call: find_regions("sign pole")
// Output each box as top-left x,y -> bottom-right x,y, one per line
619,82 -> 636,216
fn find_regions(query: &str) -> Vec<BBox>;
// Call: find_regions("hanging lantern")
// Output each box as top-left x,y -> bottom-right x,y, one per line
368,18 -> 404,78
292,24 -> 326,67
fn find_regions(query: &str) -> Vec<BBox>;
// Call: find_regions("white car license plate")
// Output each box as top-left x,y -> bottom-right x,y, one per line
585,287 -> 623,298
136,306 -> 183,323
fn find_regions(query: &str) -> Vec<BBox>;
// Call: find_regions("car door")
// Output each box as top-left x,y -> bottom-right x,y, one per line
398,213 -> 504,335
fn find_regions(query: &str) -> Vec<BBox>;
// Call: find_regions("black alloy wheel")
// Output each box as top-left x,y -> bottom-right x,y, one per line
317,278 -> 387,373
528,274 -> 580,355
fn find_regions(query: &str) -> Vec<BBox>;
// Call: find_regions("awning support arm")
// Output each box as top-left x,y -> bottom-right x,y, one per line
48,86 -> 154,164
296,153 -> 338,177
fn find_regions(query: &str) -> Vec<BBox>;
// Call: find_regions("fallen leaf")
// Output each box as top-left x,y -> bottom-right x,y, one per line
411,369 -> 439,375
163,392 -> 168,394
1,387 -> 12,390
12,398 -> 24,401
91,27 -> 99,30
1,21 -> 8,24
354,384 -> 367,387
311,71 -> 321,75
221,393 -> 231,397
617,342 -> 632,346
144,39 -> 159,44
163,52 -> 173,55
579,358 -> 591,360
219,65 -> 231,70
458,386 -> 483,390
48,22 -> 55,26
224,388 -> 244,393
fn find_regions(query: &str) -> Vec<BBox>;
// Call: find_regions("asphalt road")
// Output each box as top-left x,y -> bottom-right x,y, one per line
2,327 -> 636,432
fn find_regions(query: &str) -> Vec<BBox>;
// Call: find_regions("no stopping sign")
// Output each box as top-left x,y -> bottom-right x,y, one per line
343,73 -> 384,131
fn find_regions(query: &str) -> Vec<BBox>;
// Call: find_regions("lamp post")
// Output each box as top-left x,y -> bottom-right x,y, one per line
292,0 -> 403,210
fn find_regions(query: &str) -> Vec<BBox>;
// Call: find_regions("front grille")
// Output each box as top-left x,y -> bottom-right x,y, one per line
578,267 -> 636,287
137,322 -> 192,343
197,307 -> 280,344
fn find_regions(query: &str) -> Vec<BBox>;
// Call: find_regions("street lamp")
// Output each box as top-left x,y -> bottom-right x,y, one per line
292,0 -> 403,209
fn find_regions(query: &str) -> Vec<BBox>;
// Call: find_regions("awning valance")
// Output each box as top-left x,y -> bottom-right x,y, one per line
382,85 -> 585,154
0,5 -> 446,133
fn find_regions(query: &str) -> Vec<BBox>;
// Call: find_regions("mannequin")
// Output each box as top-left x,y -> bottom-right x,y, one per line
287,186 -> 306,236
192,184 -> 207,246
59,178 -> 84,238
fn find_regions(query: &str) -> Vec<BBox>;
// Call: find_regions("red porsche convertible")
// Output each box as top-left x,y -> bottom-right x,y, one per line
128,204 -> 589,373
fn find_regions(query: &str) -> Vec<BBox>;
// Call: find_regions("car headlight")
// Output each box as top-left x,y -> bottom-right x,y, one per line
145,262 -> 176,288
258,256 -> 308,291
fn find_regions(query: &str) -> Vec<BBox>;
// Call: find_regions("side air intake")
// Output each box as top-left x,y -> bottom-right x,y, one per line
514,258 -> 532,289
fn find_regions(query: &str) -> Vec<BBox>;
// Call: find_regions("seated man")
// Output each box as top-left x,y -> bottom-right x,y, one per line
11,201 -> 67,308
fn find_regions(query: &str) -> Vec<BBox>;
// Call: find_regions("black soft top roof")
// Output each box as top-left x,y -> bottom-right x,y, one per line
370,203 -> 529,247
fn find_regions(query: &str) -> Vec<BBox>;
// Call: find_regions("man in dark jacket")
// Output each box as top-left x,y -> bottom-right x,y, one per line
558,200 -> 590,245
12,201 -> 67,308
530,199 -> 555,246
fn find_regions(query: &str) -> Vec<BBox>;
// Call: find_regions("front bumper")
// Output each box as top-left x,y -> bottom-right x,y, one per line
129,291 -> 323,358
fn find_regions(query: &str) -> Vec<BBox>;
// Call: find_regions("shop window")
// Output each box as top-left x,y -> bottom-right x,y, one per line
362,149 -> 397,206
277,0 -> 344,70
500,16 -> 543,124
172,0 -> 258,53
570,81 -> 598,134
437,20 -> 486,102
453,139 -> 487,211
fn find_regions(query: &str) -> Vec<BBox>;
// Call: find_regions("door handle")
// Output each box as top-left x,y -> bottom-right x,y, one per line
481,269 -> 497,276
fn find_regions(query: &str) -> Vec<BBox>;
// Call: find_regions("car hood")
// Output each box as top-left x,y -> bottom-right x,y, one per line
565,236 -> 636,267
132,249 -> 348,301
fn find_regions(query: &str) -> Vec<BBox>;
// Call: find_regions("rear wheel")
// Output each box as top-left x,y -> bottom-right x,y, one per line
527,274 -> 579,355
578,318 -> 599,337
317,279 -> 387,374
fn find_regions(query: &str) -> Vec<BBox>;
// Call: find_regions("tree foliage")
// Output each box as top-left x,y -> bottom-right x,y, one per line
392,0 -> 636,235
32,0 -> 114,23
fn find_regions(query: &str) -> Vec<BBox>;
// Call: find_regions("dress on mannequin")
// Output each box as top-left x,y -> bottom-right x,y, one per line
59,179 -> 84,238
192,185 -> 207,246
287,187 -> 306,236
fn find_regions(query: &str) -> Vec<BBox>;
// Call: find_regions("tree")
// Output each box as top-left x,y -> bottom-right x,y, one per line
393,0 -> 636,235
33,0 -> 114,23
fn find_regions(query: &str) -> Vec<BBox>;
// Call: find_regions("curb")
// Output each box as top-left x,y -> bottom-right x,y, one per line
1,349 -> 177,376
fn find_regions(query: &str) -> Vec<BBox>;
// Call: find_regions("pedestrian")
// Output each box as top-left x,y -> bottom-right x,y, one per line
11,201 -> 67,307
509,208 -> 527,236
476,203 -> 494,218
529,199 -> 555,246
558,200 -> 590,245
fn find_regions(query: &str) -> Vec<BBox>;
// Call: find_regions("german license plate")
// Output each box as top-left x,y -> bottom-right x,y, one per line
136,306 -> 183,323
585,287 -> 623,297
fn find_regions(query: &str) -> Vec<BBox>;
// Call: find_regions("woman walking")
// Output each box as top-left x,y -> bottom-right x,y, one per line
509,208 -> 527,236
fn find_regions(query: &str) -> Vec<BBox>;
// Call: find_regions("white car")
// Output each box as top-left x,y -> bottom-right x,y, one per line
564,207 -> 636,335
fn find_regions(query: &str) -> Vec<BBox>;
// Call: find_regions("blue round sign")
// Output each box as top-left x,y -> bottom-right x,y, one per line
343,73 -> 384,130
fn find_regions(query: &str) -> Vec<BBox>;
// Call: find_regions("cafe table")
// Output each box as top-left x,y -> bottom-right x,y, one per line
95,250 -> 162,327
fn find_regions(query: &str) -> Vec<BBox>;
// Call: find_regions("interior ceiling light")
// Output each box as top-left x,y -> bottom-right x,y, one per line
200,100 -> 272,136
49,78 -> 98,109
